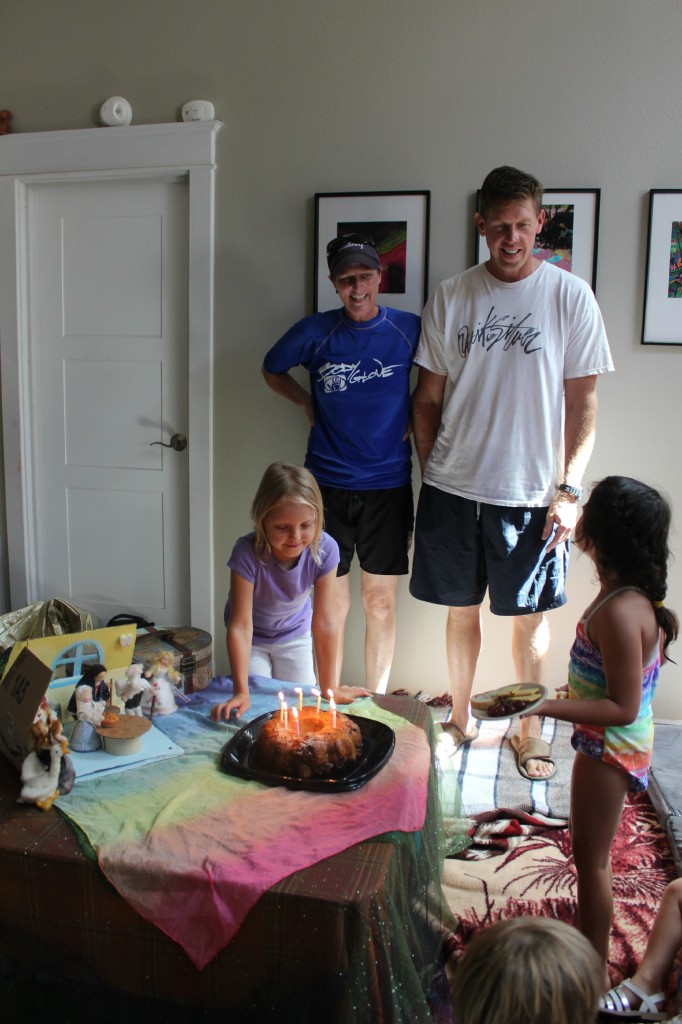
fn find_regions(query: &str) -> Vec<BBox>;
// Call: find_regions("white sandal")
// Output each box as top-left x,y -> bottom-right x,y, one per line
599,978 -> 668,1020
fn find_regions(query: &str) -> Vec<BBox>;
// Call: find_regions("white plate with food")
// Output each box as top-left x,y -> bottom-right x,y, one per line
470,684 -> 548,721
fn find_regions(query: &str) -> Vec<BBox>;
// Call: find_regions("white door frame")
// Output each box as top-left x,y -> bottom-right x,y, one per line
0,121 -> 221,634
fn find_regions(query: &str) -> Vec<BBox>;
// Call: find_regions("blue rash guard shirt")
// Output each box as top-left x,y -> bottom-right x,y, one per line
263,306 -> 420,489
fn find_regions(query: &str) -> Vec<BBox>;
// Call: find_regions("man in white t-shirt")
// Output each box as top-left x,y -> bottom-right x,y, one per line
410,165 -> 614,779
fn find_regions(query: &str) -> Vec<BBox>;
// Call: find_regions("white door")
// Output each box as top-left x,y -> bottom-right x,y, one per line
0,122 -> 219,635
29,179 -> 190,625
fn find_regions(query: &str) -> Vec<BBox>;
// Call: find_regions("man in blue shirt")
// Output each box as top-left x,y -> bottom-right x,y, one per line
262,234 -> 420,692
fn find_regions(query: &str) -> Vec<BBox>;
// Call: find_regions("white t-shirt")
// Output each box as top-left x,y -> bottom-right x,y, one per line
416,261 -> 614,506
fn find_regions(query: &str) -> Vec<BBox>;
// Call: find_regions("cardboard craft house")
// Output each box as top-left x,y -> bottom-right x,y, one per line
0,625 -> 135,771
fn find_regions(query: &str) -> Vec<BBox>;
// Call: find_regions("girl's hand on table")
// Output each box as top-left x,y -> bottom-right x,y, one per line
331,685 -> 372,705
211,692 -> 250,722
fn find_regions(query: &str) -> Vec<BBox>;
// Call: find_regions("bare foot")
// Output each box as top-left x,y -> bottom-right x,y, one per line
524,757 -> 555,779
510,734 -> 555,781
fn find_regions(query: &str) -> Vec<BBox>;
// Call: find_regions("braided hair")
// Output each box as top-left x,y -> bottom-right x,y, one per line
577,476 -> 678,657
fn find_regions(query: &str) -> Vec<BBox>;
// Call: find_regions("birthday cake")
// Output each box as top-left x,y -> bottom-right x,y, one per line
251,705 -> 362,779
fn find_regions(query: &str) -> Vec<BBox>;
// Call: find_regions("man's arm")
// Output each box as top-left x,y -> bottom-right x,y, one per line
262,366 -> 314,427
543,374 -> 599,549
411,367 -> 447,475
563,374 -> 599,485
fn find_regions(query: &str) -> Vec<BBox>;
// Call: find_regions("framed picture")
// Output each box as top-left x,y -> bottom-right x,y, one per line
475,188 -> 601,290
314,191 -> 430,314
642,190 -> 682,345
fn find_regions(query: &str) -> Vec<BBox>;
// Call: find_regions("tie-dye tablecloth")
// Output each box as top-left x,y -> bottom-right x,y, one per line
55,677 -> 430,969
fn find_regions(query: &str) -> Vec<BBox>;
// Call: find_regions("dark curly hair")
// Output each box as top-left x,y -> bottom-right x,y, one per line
576,476 -> 678,657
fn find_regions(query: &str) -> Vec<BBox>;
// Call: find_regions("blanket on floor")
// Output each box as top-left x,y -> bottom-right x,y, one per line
443,715 -> 573,824
54,679 -> 430,970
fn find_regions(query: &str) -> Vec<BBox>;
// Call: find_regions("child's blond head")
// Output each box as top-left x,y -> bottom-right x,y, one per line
452,917 -> 602,1024
252,463 -> 324,563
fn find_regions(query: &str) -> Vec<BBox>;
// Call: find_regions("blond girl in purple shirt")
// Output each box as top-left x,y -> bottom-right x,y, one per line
211,463 -> 369,721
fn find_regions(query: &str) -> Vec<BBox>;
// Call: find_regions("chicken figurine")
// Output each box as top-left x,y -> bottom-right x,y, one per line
18,698 -> 75,811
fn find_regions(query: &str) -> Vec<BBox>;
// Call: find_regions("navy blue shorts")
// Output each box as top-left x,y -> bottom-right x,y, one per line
409,484 -> 568,615
320,485 -> 414,577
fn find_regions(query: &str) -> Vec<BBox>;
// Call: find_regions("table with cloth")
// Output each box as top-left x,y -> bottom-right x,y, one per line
0,678 -> 456,1024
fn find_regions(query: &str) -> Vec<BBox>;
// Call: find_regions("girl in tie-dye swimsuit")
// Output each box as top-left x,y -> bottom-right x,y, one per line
569,588 -> 660,793
528,476 -> 678,988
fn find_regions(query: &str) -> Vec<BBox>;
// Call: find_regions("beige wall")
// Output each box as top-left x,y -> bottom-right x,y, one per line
3,0 -> 682,716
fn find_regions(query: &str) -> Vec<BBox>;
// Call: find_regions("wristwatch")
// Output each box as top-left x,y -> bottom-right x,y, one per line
556,482 -> 583,500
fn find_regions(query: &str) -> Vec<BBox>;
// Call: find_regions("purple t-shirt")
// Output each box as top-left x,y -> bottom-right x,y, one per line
224,531 -> 340,645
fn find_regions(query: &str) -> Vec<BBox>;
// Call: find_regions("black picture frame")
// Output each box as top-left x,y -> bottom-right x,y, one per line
642,189 -> 682,345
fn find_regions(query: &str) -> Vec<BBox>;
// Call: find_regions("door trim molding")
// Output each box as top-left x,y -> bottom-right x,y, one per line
0,121 -> 220,634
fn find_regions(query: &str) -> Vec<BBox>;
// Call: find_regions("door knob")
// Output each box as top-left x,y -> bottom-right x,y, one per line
150,432 -> 188,452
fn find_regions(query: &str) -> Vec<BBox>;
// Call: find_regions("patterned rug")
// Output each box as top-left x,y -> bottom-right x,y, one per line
425,790 -> 675,1024
432,785 -> 679,1022
443,791 -> 677,966
389,692 -> 682,1022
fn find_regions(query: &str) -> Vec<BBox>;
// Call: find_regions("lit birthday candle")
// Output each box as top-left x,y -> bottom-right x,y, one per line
278,690 -> 285,723
329,696 -> 337,728
294,686 -> 303,712
311,687 -> 321,713
291,706 -> 300,737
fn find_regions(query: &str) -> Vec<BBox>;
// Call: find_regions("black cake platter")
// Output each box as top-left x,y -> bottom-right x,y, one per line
220,711 -> 395,792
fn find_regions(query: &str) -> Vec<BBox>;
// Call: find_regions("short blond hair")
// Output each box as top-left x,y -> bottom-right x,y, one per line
252,463 -> 324,564
452,917 -> 602,1024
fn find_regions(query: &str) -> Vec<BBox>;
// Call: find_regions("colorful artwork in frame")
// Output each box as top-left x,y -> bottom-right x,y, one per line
667,221 -> 682,299
314,191 -> 430,315
642,190 -> 682,345
534,203 -> 576,273
475,188 -> 601,291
